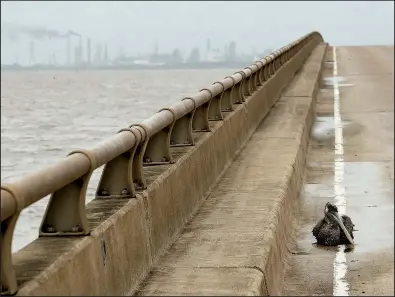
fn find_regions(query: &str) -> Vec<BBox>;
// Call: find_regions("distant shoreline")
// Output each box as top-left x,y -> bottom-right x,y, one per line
1,61 -> 252,72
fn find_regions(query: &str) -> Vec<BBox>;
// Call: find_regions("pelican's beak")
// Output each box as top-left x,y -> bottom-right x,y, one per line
331,211 -> 355,245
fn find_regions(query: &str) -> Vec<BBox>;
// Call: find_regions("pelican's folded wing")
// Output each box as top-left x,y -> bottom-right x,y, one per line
312,217 -> 325,238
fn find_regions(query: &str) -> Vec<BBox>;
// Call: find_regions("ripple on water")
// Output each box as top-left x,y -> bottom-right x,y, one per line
2,69 -> 238,252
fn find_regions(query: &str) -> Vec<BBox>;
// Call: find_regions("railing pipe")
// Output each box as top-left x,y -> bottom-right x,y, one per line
89,131 -> 139,168
1,153 -> 91,222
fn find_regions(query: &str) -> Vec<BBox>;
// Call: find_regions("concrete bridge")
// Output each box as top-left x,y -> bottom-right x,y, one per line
1,31 -> 393,296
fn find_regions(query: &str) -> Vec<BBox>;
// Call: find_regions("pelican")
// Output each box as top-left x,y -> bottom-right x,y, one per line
312,202 -> 355,246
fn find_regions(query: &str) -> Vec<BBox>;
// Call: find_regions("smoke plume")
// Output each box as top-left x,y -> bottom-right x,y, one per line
1,22 -> 81,43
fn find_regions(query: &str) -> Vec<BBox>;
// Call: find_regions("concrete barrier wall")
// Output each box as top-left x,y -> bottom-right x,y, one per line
262,43 -> 328,295
13,38 -> 323,296
133,43 -> 329,296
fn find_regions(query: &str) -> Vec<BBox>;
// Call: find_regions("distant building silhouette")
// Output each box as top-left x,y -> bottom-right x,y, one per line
66,36 -> 71,65
29,41 -> 35,65
172,48 -> 183,64
206,38 -> 211,60
154,41 -> 159,55
87,38 -> 91,66
228,41 -> 236,62
187,47 -> 200,63
103,43 -> 109,65
94,44 -> 103,65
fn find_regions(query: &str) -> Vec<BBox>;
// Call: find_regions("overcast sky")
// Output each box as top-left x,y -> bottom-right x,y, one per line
1,1 -> 394,64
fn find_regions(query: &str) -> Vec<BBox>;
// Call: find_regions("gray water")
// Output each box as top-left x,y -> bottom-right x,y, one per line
1,69 -> 235,252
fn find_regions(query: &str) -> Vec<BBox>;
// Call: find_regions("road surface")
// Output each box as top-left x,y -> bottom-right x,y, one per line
283,45 -> 394,296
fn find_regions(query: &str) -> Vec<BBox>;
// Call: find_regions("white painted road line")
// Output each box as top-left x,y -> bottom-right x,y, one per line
332,46 -> 350,297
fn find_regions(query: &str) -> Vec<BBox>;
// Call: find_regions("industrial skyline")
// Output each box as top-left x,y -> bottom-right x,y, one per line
1,22 -> 268,69
1,1 -> 393,67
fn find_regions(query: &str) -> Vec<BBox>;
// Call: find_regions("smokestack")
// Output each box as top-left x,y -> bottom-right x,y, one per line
119,46 -> 124,59
95,44 -> 102,65
206,38 -> 211,61
74,46 -> 79,65
66,36 -> 70,65
103,43 -> 108,65
154,41 -> 158,55
87,38 -> 91,66
29,41 -> 35,65
79,37 -> 83,65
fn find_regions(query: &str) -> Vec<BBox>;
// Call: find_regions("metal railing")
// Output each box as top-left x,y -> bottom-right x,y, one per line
0,31 -> 323,295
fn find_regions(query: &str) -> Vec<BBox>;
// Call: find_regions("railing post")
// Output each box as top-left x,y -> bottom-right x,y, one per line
234,71 -> 247,102
1,186 -> 21,295
128,125 -> 148,188
240,68 -> 252,97
212,81 -> 233,113
190,91 -> 211,132
132,117 -> 175,166
252,63 -> 261,88
39,150 -> 95,236
247,64 -> 260,92
225,75 -> 243,105
95,128 -> 144,199
201,87 -> 223,121
254,61 -> 265,86
171,98 -> 196,146
262,57 -> 271,81
218,78 -> 234,111
268,55 -> 276,75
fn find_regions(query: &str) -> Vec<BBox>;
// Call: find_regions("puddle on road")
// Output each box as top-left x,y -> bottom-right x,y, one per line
311,116 -> 356,142
337,161 -> 393,295
323,76 -> 354,88
311,116 -> 335,142
324,76 -> 347,84
344,162 -> 394,254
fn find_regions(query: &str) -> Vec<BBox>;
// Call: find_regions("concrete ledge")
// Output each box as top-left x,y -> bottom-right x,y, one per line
14,198 -> 151,296
13,41 -> 322,296
135,43 -> 328,296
